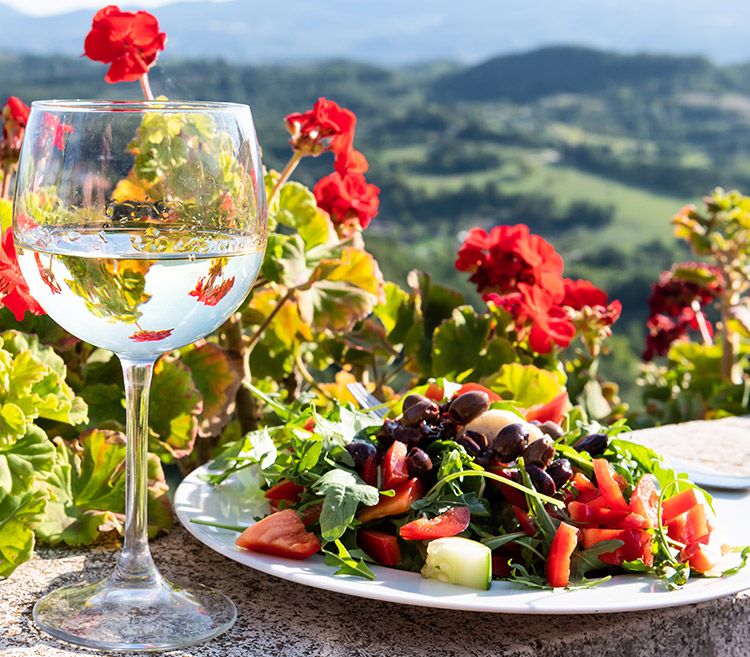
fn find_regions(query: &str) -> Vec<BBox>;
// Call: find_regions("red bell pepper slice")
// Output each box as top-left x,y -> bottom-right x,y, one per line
545,521 -> 579,588
235,509 -> 321,560
681,541 -> 720,573
661,488 -> 701,524
581,528 -> 653,566
424,382 -> 445,402
358,478 -> 425,524
399,506 -> 471,541
488,466 -> 528,510
667,504 -> 710,546
454,382 -> 501,402
566,472 -> 600,504
358,530 -> 401,566
525,390 -> 569,424
593,459 -> 629,511
512,505 -> 537,536
629,475 -> 658,528
381,440 -> 409,490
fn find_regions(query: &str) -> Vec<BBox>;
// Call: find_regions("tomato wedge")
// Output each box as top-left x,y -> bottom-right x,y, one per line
399,506 -> 471,541
661,488 -> 701,524
629,475 -> 658,528
546,521 -> 579,588
235,509 -> 321,560
358,530 -> 401,566
455,382 -> 501,402
593,459 -> 629,511
381,441 -> 409,490
265,480 -> 304,503
358,478 -> 425,524
525,391 -> 569,424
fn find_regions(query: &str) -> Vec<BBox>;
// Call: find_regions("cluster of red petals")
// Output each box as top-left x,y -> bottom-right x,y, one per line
189,260 -> 236,307
1,96 -> 30,160
0,228 -> 45,321
41,113 -> 74,151
562,278 -> 622,327
83,5 -> 166,84
643,263 -> 723,361
129,328 -> 174,342
285,98 -> 367,174
313,171 -> 380,232
455,225 -> 564,297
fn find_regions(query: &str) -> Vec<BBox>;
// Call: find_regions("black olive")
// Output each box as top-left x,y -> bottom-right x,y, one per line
538,420 -> 565,440
401,399 -> 440,427
575,433 -> 609,456
493,423 -> 529,462
448,391 -> 490,424
456,433 -> 482,456
521,436 -> 555,468
407,447 -> 433,477
345,441 -> 378,468
526,464 -> 556,497
546,459 -> 574,489
402,394 -> 430,412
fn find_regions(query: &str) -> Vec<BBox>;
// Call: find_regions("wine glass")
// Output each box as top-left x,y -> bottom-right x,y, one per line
13,100 -> 267,651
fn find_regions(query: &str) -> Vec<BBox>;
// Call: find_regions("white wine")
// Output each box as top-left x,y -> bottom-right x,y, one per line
16,226 -> 264,358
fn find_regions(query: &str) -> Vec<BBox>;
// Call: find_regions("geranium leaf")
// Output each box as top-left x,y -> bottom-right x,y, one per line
0,486 -> 46,578
482,362 -> 567,408
0,425 -> 55,496
79,383 -> 125,430
244,286 -> 313,350
180,341 -> 242,437
373,282 -> 417,344
275,182 -> 335,248
0,198 -> 12,231
148,355 -> 202,461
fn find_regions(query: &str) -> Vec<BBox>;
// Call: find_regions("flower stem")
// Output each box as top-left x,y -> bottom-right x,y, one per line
691,300 -> 713,347
1,166 -> 12,200
246,288 -> 294,350
267,152 -> 303,205
139,73 -> 155,101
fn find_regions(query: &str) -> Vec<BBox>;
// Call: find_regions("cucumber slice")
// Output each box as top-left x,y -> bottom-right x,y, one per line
421,537 -> 492,590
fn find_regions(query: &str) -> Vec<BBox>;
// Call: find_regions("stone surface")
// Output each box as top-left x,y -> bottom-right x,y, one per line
0,523 -> 748,657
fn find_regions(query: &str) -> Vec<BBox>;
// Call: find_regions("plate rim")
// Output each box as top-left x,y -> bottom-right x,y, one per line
174,462 -> 750,615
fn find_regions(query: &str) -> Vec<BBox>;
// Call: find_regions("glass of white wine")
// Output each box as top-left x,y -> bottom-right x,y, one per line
13,100 -> 267,651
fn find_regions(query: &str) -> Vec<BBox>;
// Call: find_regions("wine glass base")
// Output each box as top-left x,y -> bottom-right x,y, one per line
33,576 -> 236,652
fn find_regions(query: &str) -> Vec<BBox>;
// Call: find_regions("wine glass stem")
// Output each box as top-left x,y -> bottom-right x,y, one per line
111,356 -> 159,587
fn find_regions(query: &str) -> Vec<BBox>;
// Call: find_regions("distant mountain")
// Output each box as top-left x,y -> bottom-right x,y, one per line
1,0 -> 750,65
432,46 -> 735,102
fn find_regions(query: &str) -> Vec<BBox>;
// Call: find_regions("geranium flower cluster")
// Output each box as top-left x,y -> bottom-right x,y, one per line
456,225 -> 621,354
285,98 -> 380,233
643,263 -> 723,361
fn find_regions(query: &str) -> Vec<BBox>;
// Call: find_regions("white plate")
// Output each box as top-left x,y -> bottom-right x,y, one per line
175,463 -> 750,614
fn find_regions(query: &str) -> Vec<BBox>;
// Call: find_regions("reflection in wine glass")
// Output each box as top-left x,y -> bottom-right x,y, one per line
14,100 -> 267,651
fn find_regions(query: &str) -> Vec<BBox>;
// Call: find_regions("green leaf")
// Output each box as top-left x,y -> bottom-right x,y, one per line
0,425 -> 55,496
322,538 -> 376,580
432,306 -> 516,379
0,487 -> 46,578
373,282 -> 417,344
313,469 -> 379,542
148,355 -> 202,461
483,362 -> 566,408
275,182 -> 334,248
0,198 -> 12,231
79,383 -> 125,430
569,540 -> 625,580
36,430 -> 171,546
180,341 -> 242,437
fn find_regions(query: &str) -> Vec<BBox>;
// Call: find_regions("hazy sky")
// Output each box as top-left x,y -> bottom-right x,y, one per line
0,0 -> 218,15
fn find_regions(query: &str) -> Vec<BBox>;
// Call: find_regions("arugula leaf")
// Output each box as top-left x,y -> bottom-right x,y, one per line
322,538 -> 376,580
313,469 -> 379,542
569,540 -> 624,580
517,458 -> 559,548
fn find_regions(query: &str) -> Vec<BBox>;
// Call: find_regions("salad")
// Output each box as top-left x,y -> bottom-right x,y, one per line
199,380 -> 748,591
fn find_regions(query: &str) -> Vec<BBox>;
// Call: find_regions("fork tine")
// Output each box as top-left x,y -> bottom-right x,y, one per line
345,382 -> 389,418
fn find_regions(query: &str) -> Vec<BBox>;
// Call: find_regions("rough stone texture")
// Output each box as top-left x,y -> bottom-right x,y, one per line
0,524 -> 749,657
632,416 -> 750,476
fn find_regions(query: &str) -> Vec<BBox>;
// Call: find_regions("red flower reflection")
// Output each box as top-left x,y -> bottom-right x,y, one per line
129,328 -> 174,342
0,228 -> 45,321
34,253 -> 61,295
41,114 -> 73,151
313,170 -> 380,232
455,225 -> 565,298
189,259 -> 235,307
84,5 -> 166,84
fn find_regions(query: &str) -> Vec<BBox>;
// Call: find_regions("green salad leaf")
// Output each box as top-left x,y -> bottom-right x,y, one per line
313,469 -> 379,542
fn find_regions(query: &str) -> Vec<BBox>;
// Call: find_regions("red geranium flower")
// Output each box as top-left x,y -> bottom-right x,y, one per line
4,97 -> 29,128
129,328 -> 173,342
84,5 -> 166,84
562,278 -> 622,327
1,96 -> 30,161
455,225 -> 565,298
313,170 -> 380,232
285,98 -> 367,173
0,228 -> 45,321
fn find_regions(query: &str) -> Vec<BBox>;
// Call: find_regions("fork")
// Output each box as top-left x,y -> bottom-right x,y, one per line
346,382 -> 390,419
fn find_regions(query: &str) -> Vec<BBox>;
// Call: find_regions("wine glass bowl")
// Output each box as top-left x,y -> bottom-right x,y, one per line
14,100 -> 266,651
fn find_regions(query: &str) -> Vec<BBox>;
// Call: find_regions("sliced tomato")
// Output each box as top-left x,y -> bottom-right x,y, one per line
265,480 -> 304,503
399,506 -> 471,541
546,521 -> 579,588
581,528 -> 653,566
661,488 -> 701,524
592,459 -> 629,511
424,382 -> 445,402
512,505 -> 536,536
235,509 -> 321,560
360,457 -> 379,488
381,440 -> 409,490
629,475 -> 658,528
358,478 -> 425,524
358,529 -> 401,566
299,502 -> 322,528
525,391 -> 569,425
681,541 -> 720,574
455,382 -> 501,402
